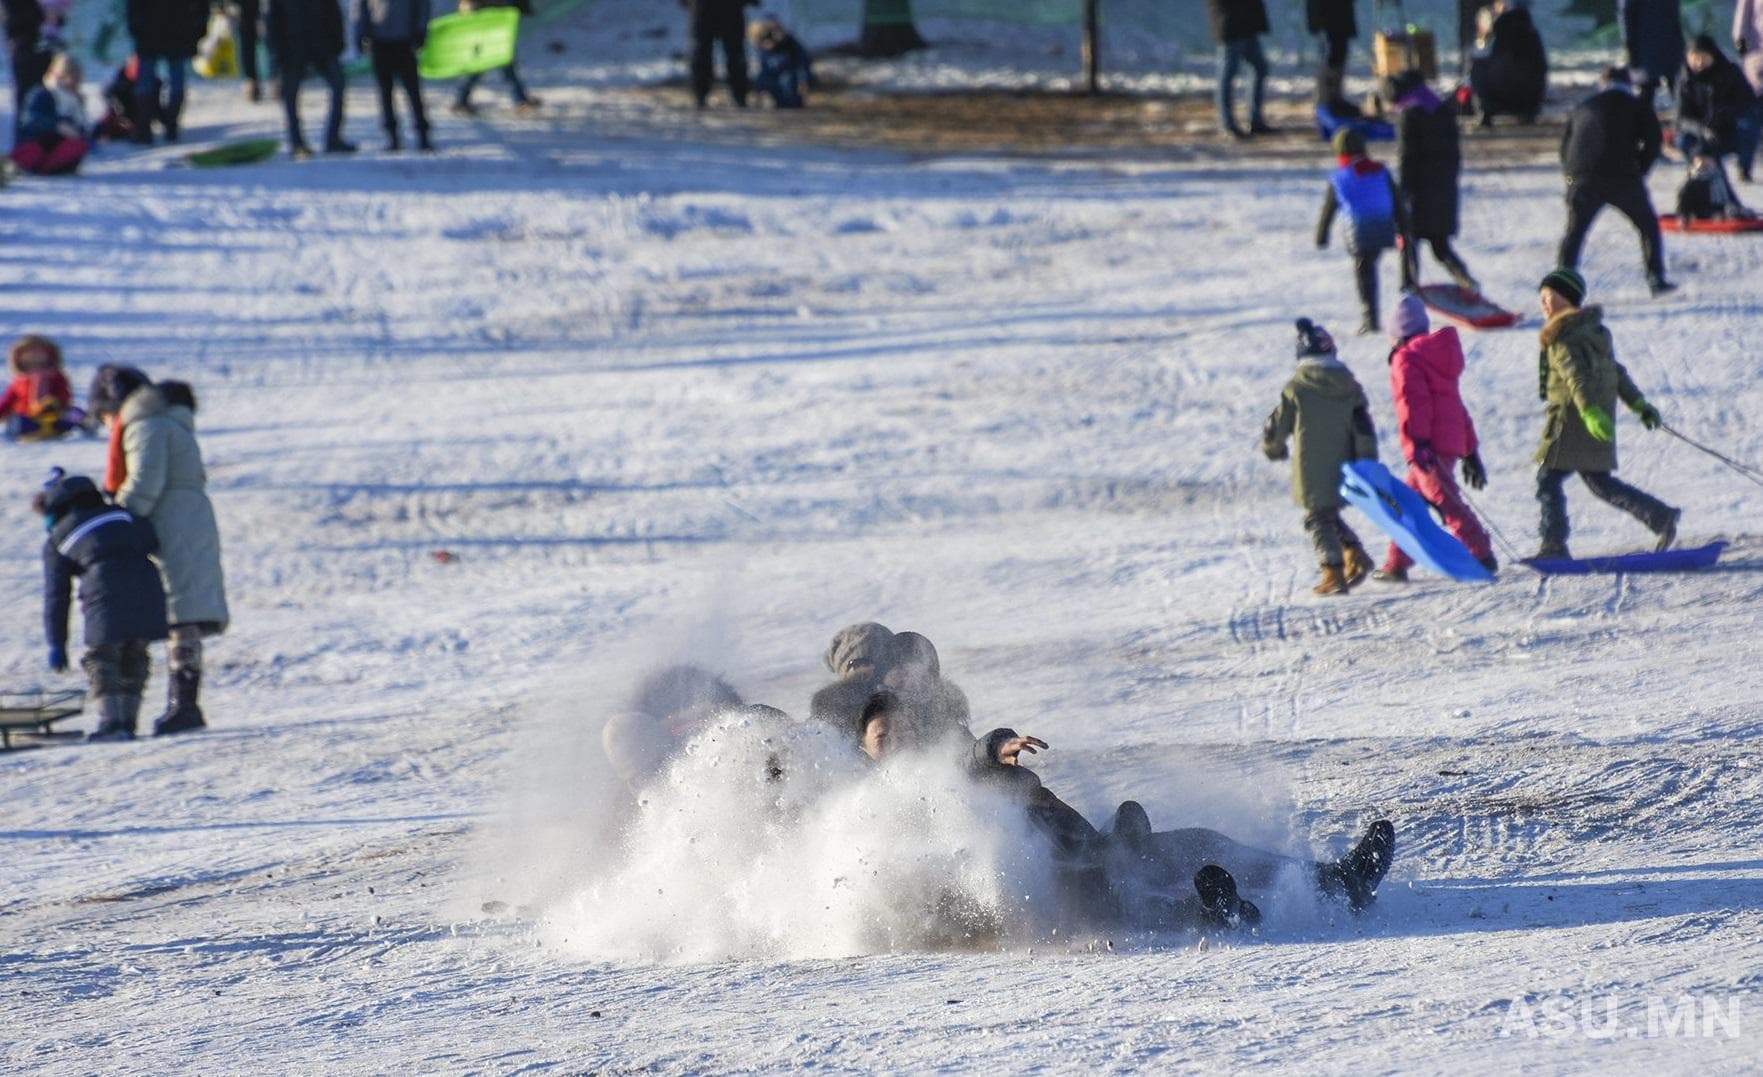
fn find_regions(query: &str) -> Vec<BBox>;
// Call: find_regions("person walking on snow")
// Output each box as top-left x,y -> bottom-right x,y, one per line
88,366 -> 229,736
354,0 -> 433,151
267,0 -> 356,157
1371,294 -> 1497,581
1388,68 -> 1478,292
1261,318 -> 1380,595
1317,127 -> 1410,334
683,0 -> 755,108
1208,0 -> 1272,138
34,470 -> 169,742
1532,268 -> 1679,560
1556,66 -> 1675,296
125,0 -> 207,142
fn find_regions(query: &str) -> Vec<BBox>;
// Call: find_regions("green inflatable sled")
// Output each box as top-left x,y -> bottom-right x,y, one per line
419,9 -> 522,80
184,138 -> 281,167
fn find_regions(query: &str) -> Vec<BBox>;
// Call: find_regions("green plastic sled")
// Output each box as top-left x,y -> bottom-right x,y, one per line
419,9 -> 521,80
184,138 -> 282,168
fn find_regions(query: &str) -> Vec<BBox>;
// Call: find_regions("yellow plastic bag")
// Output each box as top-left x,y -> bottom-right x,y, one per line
193,12 -> 239,79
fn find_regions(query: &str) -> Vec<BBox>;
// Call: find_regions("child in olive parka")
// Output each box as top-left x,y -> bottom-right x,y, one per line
1262,318 -> 1380,595
1532,267 -> 1679,558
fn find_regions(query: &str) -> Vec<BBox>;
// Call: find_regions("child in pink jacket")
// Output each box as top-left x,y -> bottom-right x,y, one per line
1373,294 -> 1499,580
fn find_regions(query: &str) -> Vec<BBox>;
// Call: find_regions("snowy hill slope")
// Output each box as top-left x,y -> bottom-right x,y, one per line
4,9 -> 1763,1072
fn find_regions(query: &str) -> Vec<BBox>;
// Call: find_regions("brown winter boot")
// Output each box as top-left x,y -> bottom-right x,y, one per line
1314,564 -> 1350,596
1343,544 -> 1373,588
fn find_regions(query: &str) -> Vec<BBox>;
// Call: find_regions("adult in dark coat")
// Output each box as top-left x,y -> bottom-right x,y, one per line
1678,35 -> 1757,161
1208,0 -> 1272,137
353,0 -> 432,151
1556,67 -> 1673,295
1389,70 -> 1477,290
267,0 -> 355,156
125,0 -> 206,141
1620,0 -> 1684,105
2,0 -> 50,130
683,0 -> 755,108
1307,0 -> 1356,107
36,471 -> 169,742
1470,0 -> 1547,125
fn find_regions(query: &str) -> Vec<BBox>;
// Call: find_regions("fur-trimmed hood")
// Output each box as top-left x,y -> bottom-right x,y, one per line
1538,304 -> 1605,348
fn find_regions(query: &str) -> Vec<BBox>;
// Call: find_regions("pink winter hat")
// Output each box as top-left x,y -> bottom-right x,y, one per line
1390,293 -> 1430,340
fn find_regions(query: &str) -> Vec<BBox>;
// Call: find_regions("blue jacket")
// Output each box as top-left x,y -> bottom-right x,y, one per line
17,84 -> 73,144
1317,159 -> 1404,253
43,502 -> 169,651
754,34 -> 812,108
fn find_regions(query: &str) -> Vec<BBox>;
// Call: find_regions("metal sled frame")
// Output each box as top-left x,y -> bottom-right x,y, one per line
0,689 -> 86,750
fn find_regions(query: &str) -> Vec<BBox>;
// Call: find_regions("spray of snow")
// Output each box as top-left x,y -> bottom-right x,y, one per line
542,708 -> 1057,962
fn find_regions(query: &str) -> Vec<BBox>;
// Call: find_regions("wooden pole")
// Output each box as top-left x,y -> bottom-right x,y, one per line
1081,0 -> 1099,94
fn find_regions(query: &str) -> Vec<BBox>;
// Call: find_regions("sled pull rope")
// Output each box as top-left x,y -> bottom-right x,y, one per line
1661,424 -> 1763,489
1460,487 -> 1529,563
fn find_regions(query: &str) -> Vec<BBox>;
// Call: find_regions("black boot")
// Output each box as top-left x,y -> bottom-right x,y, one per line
1316,819 -> 1395,911
1195,864 -> 1262,930
153,668 -> 206,736
87,695 -> 139,742
385,126 -> 402,152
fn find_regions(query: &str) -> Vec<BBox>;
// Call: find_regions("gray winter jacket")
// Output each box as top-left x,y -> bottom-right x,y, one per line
114,387 -> 230,631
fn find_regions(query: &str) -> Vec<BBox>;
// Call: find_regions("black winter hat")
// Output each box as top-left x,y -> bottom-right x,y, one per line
32,468 -> 103,520
86,364 -> 152,419
1295,318 -> 1336,358
1690,34 -> 1721,57
1539,267 -> 1586,306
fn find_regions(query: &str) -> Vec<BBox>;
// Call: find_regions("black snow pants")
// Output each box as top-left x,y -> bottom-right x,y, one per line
1556,175 -> 1667,282
689,0 -> 749,106
1536,467 -> 1676,552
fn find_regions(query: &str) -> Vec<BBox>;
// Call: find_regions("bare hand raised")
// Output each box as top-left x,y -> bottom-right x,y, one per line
996,735 -> 1048,766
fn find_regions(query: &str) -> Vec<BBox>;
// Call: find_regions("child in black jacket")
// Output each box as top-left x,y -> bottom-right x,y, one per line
35,469 -> 168,742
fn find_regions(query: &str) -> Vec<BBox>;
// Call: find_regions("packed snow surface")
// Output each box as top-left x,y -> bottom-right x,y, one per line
4,3 -> 1763,1072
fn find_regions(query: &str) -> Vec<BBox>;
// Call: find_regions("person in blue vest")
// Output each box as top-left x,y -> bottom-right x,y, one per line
1316,127 -> 1410,335
34,469 -> 169,742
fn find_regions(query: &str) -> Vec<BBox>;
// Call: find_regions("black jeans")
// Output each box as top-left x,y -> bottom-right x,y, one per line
1536,467 -> 1675,552
370,41 -> 429,135
279,53 -> 346,149
1403,233 -> 1475,290
237,0 -> 262,81
689,0 -> 749,105
1351,249 -> 1390,328
1557,175 -> 1666,281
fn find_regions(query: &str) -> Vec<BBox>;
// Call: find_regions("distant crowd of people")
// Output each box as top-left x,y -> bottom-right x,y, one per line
0,0 -> 547,166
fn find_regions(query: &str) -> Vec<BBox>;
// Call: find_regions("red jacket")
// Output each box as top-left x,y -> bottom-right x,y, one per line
0,370 -> 72,419
1388,327 -> 1478,460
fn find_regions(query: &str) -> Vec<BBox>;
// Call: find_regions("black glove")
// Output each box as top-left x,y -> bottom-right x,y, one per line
1264,441 -> 1289,462
1461,451 -> 1487,490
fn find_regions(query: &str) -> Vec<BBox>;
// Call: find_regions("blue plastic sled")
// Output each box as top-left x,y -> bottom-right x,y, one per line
1339,460 -> 1494,582
1524,541 -> 1726,575
1314,103 -> 1395,143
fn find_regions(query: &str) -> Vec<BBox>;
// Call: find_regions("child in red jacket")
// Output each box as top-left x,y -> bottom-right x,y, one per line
2,335 -> 79,441
1372,295 -> 1499,580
